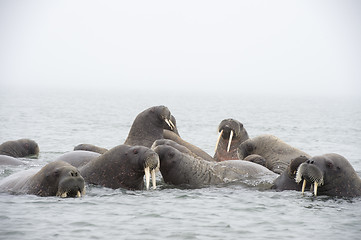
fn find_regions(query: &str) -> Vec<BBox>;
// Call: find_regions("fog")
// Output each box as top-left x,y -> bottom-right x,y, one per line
0,0 -> 360,96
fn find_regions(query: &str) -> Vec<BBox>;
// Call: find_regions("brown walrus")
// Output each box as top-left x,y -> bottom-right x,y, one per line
0,139 -> 39,158
296,153 -> 361,197
0,161 -> 85,197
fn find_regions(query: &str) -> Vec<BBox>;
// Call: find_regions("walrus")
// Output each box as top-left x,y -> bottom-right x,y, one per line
55,150 -> 101,168
295,153 -> 361,197
238,134 -> 311,174
0,161 -> 85,197
163,130 -> 215,162
0,155 -> 25,166
74,144 -> 108,154
76,145 -> 160,190
152,140 -> 277,188
124,105 -> 177,148
0,139 -> 39,158
214,119 -> 249,162
272,155 -> 309,191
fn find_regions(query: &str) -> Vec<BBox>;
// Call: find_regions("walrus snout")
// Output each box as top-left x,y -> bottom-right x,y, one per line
57,171 -> 85,198
143,152 -> 160,190
296,161 -> 324,196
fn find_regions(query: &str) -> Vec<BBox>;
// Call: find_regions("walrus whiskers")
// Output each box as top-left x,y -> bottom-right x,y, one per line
227,130 -> 233,152
214,130 -> 223,153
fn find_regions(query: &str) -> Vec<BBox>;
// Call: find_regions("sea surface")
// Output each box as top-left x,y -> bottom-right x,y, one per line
0,88 -> 361,240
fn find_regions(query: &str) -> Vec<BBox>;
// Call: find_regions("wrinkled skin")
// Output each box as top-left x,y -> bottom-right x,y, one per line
124,106 -> 178,148
153,142 -> 277,188
0,161 -> 85,197
238,134 -> 310,174
0,139 -> 39,158
214,119 -> 249,162
272,155 -> 309,191
79,145 -> 160,190
295,153 -> 361,197
74,144 -> 108,154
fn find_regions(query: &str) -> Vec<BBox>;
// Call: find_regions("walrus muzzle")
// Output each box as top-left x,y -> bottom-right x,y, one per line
214,129 -> 234,153
296,162 -> 324,196
164,118 -> 175,130
144,153 -> 160,190
56,172 -> 86,198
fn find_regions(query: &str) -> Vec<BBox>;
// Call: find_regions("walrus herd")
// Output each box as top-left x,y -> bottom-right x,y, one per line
1,105 -> 360,198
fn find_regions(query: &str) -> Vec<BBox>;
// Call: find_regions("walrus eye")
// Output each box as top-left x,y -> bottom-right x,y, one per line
133,149 -> 138,154
54,170 -> 60,176
326,161 -> 333,169
246,144 -> 253,153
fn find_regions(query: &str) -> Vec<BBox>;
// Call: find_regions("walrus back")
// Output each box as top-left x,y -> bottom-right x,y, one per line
0,169 -> 38,194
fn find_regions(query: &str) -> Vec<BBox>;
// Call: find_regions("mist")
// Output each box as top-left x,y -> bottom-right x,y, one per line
0,0 -> 360,96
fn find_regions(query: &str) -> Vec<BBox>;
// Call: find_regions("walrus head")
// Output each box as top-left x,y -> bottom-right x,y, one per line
155,105 -> 176,131
295,153 -> 361,197
237,139 -> 255,160
0,138 -> 40,158
18,139 -> 40,157
124,106 -> 177,148
214,119 -> 249,161
31,161 -> 85,197
153,144 -> 188,186
271,155 -> 310,191
142,149 -> 160,190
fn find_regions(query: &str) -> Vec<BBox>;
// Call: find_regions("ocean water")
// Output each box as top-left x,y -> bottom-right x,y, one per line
0,88 -> 361,240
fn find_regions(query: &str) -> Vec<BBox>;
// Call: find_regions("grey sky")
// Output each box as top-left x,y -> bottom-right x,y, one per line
0,0 -> 360,96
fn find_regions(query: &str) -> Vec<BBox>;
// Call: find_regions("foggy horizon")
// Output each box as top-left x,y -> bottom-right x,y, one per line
0,0 -> 360,97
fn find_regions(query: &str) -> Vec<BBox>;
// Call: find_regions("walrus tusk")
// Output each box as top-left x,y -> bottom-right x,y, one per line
314,182 -> 318,196
165,119 -> 173,130
301,179 -> 306,195
151,169 -> 156,190
144,167 -> 150,190
227,130 -> 233,152
214,130 -> 223,153
169,119 -> 176,129
76,191 -> 81,198
61,192 -> 67,198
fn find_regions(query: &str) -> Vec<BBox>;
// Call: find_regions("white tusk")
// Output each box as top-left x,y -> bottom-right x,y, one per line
76,191 -> 81,198
314,182 -> 318,196
151,169 -> 156,190
227,130 -> 233,152
169,119 -> 176,129
215,130 -> 223,153
144,167 -> 150,190
165,119 -> 173,130
61,192 -> 67,198
302,179 -> 306,195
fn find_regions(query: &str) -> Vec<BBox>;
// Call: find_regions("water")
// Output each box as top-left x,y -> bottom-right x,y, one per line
1,88 -> 361,239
